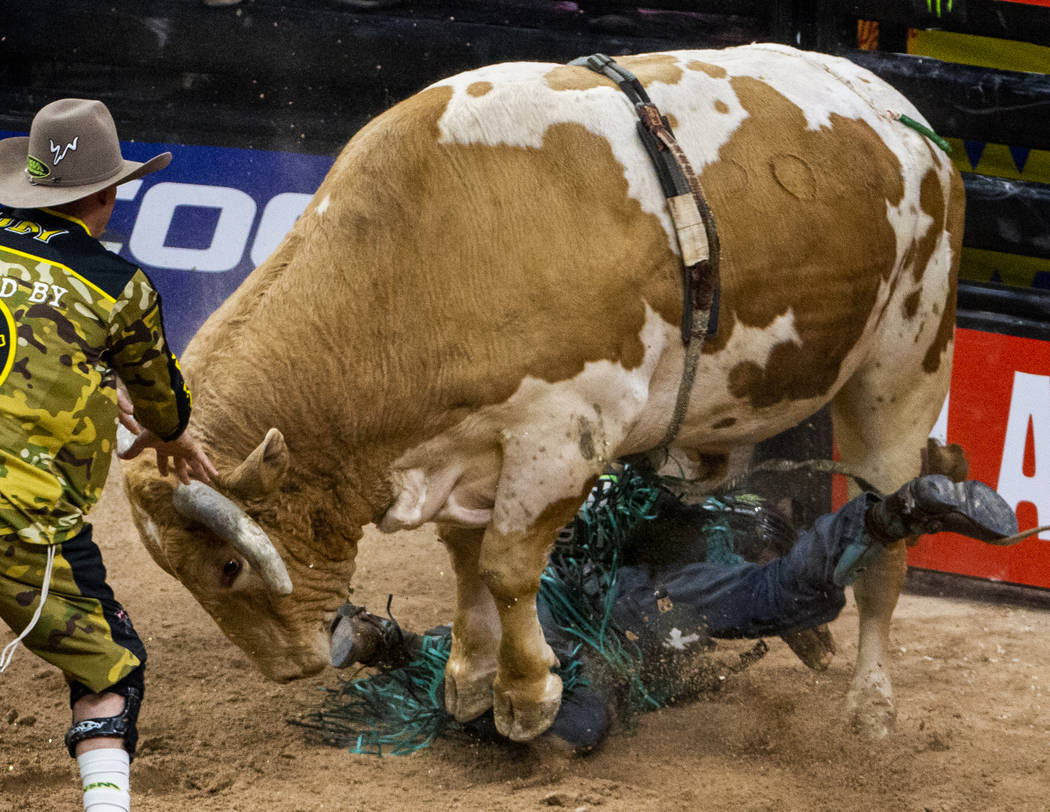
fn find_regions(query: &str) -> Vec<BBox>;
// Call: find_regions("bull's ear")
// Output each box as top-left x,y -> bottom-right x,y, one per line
222,428 -> 290,499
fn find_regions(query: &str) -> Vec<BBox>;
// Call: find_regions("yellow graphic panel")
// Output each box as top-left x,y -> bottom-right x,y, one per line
908,29 -> 1050,74
910,30 -> 1050,288
961,247 -> 1050,288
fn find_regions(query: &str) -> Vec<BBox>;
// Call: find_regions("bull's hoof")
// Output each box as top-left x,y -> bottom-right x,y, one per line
846,685 -> 896,740
444,666 -> 496,722
492,672 -> 563,742
780,625 -> 836,671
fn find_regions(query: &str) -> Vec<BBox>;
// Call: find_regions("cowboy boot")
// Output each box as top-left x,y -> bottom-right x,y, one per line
833,475 -> 1018,587
866,475 -> 1017,544
329,603 -> 423,669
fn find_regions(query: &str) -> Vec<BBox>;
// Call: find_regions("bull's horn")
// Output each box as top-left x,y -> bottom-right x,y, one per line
222,428 -> 290,499
172,480 -> 293,595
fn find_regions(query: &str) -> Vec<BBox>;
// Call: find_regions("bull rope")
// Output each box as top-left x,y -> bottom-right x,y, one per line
569,53 -> 721,449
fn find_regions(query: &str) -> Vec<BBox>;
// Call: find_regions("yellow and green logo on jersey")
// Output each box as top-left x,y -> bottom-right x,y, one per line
0,298 -> 15,387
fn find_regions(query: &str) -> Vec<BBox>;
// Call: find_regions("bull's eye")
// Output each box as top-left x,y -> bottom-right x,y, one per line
222,559 -> 242,582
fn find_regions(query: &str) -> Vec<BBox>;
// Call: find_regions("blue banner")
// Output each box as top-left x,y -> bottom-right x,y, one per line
3,132 -> 335,354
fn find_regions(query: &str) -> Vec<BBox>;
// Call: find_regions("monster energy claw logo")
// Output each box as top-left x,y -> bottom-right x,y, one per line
50,137 -> 78,166
926,0 -> 954,16
26,155 -> 49,179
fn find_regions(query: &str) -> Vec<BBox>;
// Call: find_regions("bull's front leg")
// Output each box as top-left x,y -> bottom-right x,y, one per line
477,401 -> 614,738
439,525 -> 502,722
479,522 -> 564,741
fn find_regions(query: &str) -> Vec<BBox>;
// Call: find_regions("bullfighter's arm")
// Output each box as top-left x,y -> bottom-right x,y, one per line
107,268 -> 192,441
108,270 -> 217,485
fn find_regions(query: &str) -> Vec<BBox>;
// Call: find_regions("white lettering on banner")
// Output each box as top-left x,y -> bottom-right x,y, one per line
997,370 -> 1050,541
102,182 -> 145,253
930,392 -> 949,444
129,182 -> 257,272
116,180 -> 143,202
250,193 -> 313,267
0,278 -> 16,298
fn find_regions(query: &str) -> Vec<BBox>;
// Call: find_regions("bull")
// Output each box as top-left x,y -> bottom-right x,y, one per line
122,44 -> 963,741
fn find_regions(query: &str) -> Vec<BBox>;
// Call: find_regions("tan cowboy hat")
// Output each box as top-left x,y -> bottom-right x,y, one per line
0,98 -> 171,209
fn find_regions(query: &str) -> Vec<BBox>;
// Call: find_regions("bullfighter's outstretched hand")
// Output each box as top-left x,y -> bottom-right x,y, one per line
119,428 -> 218,486
116,379 -> 218,485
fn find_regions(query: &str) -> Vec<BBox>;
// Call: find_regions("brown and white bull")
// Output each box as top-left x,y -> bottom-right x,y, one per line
122,44 -> 963,741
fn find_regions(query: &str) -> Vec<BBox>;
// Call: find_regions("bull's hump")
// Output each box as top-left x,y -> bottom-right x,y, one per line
298,61 -> 687,436
428,46 -> 909,155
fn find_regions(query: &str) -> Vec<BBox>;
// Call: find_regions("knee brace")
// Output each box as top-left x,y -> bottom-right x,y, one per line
65,686 -> 142,761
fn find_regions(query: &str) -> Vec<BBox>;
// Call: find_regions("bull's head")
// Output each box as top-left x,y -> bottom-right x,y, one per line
121,428 -> 358,681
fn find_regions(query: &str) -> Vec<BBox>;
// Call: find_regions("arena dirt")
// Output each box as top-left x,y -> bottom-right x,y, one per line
2,465 -> 1048,811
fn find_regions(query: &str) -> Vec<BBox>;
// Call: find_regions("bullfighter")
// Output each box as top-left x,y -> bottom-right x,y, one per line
0,98 -> 216,812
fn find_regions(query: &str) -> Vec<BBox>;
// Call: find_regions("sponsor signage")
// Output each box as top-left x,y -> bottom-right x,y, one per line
107,141 -> 335,354
909,327 -> 1050,588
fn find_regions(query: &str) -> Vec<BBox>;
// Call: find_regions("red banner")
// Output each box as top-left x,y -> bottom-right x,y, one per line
998,0 -> 1050,7
908,328 -> 1050,588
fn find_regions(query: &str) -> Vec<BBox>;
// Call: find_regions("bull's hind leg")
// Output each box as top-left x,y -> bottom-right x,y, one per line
831,318 -> 955,738
829,140 -> 962,738
439,525 -> 502,722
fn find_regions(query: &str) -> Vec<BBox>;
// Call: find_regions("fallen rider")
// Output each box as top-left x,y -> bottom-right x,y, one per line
307,471 -> 1019,755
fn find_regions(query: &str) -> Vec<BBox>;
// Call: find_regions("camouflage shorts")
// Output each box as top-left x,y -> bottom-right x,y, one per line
0,525 -> 146,695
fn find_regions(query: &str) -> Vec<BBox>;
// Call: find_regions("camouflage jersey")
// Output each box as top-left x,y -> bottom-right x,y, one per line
0,206 -> 191,545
